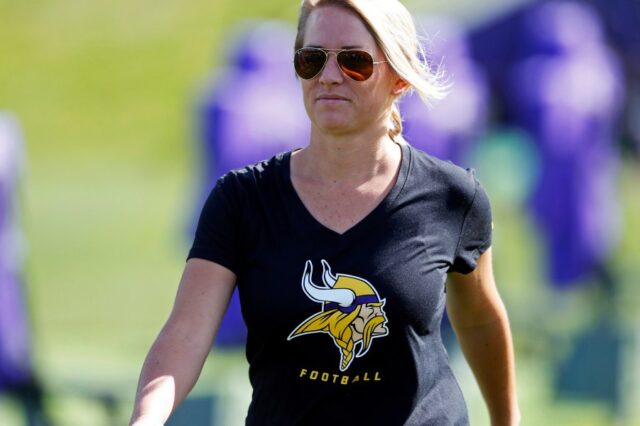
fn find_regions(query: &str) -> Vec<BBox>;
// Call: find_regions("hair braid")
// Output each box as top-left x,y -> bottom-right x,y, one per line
389,103 -> 403,140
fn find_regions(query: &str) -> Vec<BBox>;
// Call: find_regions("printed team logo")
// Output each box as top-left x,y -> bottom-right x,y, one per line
288,260 -> 389,371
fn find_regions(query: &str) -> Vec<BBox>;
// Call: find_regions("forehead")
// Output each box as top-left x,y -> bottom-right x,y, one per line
303,5 -> 378,50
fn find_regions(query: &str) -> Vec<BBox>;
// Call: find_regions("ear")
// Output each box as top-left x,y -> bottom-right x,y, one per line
392,78 -> 410,96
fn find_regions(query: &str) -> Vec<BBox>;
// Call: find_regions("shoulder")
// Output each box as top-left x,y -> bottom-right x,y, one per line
406,144 -> 482,205
215,150 -> 290,196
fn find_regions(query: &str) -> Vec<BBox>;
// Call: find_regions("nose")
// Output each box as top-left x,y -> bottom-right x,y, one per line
318,51 -> 344,85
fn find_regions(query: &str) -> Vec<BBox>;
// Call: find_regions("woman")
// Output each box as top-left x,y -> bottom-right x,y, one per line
130,0 -> 520,425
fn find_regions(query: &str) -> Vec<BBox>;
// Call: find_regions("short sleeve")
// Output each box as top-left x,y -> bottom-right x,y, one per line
187,174 -> 245,274
451,179 -> 493,274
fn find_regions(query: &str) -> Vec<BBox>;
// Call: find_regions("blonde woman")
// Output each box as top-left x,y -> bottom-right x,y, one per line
130,1 -> 520,425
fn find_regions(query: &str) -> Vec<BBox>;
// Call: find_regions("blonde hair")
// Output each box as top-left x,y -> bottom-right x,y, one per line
295,0 -> 449,140
290,307 -> 360,371
289,302 -> 387,371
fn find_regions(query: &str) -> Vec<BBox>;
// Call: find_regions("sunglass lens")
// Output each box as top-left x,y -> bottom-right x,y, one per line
294,49 -> 327,79
338,50 -> 374,81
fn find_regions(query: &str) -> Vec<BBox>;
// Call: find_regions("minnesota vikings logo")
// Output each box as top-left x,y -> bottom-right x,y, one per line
288,260 -> 389,371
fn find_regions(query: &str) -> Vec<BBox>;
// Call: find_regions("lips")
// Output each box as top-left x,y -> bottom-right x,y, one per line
316,94 -> 350,102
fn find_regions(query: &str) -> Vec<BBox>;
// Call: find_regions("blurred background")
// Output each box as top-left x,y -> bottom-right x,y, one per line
1,0 -> 639,425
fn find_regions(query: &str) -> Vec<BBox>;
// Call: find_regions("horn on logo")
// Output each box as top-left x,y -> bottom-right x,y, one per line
301,260 -> 355,307
321,259 -> 338,287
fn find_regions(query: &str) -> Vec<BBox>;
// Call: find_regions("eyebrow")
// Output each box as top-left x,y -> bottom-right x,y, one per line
306,44 -> 364,49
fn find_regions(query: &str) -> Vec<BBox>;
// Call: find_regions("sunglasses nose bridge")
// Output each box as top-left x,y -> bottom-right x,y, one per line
318,50 -> 344,82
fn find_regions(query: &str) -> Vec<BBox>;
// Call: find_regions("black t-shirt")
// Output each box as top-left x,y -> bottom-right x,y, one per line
188,142 -> 492,426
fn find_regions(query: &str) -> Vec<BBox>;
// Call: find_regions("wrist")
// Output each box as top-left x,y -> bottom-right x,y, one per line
490,407 -> 521,426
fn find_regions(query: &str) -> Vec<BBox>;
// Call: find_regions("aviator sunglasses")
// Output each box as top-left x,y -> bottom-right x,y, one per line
294,47 -> 387,81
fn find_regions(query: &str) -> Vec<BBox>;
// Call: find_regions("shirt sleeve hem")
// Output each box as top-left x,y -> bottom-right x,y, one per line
186,248 -> 239,275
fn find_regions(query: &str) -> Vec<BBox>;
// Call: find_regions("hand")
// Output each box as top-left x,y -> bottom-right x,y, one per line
130,416 -> 164,426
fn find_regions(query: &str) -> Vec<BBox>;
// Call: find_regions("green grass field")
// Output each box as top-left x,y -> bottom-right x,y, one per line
1,0 -> 639,424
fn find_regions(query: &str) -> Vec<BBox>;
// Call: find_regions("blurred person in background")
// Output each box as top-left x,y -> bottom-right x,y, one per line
130,0 -> 520,425
0,113 -> 50,426
469,0 -> 627,414
504,1 -> 626,411
469,0 -> 625,294
505,1 -> 625,292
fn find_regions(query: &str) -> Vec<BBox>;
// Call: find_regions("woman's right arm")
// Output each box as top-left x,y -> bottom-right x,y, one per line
129,258 -> 237,426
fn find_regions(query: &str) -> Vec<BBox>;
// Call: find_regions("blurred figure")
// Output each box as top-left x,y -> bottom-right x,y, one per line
470,0 -> 625,290
0,112 -> 50,426
505,1 -> 625,289
470,0 -> 627,414
506,4 -> 626,410
193,20 -> 310,348
401,15 -> 489,168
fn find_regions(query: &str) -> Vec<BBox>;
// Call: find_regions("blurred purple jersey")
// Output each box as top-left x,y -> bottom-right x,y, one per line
0,113 -> 32,391
470,1 -> 625,287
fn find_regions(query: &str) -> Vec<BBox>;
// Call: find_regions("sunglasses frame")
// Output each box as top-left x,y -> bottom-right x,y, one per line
294,47 -> 387,81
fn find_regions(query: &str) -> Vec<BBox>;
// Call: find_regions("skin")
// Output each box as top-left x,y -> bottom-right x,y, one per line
130,5 -> 520,426
448,249 -> 521,425
129,259 -> 236,426
291,5 -> 409,235
300,7 -> 399,137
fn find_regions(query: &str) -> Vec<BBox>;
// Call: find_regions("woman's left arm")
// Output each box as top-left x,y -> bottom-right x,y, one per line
447,247 -> 521,426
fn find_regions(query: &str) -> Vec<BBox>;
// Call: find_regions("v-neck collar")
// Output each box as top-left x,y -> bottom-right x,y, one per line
280,142 -> 411,240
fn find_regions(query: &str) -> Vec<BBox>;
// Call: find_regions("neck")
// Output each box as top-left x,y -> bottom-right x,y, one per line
295,124 -> 400,183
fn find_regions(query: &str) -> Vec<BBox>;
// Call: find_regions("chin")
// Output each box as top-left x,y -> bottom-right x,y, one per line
319,122 -> 353,134
374,325 -> 387,335
314,115 -> 355,134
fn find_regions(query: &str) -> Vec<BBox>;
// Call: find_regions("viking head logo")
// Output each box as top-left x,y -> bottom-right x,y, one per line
288,260 -> 389,371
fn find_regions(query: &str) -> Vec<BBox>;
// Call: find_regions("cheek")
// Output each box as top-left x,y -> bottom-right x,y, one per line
300,82 -> 316,114
300,81 -> 311,100
301,81 -> 322,103
362,308 -> 375,320
352,317 -> 365,330
373,69 -> 398,101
